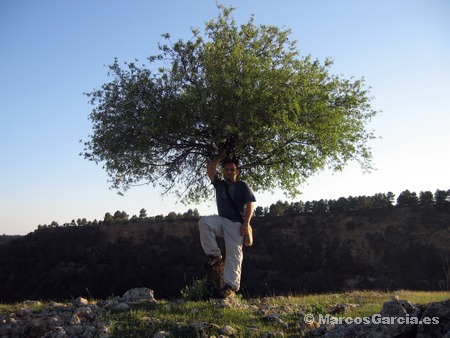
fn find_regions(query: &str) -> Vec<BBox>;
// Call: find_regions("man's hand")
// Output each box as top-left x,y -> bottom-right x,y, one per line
207,149 -> 227,183
240,223 -> 250,236
241,223 -> 253,246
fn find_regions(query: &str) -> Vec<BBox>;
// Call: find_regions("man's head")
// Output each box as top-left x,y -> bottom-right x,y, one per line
222,157 -> 239,183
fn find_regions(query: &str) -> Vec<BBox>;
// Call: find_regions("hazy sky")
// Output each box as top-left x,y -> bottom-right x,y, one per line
1,0 -> 449,235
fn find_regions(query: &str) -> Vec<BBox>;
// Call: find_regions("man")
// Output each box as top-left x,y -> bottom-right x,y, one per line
198,151 -> 256,298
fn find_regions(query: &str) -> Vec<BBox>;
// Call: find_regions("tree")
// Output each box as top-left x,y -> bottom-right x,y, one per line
419,191 -> 434,206
139,208 -> 147,219
312,199 -> 328,214
328,197 -> 350,213
371,192 -> 395,209
113,210 -> 129,222
303,201 -> 314,213
396,190 -> 419,207
435,189 -> 450,206
104,212 -> 114,223
77,218 -> 88,226
182,208 -> 200,219
289,201 -> 304,214
269,200 -> 290,216
82,4 -> 377,203
254,206 -> 265,217
165,211 -> 180,220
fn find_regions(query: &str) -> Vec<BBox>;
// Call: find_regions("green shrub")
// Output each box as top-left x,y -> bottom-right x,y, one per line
180,278 -> 213,301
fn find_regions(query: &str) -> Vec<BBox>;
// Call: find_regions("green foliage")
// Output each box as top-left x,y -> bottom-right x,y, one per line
82,4 -> 378,203
180,278 -> 213,301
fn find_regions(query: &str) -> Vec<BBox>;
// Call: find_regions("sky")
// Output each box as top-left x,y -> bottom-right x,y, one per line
1,0 -> 449,235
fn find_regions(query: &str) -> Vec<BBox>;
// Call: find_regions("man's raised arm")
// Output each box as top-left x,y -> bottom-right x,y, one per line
206,150 -> 227,183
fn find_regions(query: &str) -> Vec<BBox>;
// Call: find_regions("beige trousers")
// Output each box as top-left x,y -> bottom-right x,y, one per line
198,215 -> 244,291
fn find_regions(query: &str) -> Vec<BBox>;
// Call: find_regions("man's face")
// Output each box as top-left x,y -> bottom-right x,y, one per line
223,163 -> 238,183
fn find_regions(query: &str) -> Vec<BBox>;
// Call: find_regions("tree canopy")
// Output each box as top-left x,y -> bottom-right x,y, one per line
82,4 -> 378,203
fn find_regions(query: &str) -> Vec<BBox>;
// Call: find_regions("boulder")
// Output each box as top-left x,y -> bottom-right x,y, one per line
416,299 -> 450,338
122,287 -> 156,303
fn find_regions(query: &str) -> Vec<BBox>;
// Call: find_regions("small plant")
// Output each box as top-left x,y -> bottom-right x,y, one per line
180,278 -> 213,301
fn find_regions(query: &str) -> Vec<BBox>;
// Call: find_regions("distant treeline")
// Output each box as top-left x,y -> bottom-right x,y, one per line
260,188 -> 450,217
36,188 -> 450,230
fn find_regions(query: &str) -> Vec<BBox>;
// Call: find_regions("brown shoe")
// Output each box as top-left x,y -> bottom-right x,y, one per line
218,284 -> 235,299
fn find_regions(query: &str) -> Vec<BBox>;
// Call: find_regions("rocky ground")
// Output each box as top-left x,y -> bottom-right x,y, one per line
0,288 -> 449,337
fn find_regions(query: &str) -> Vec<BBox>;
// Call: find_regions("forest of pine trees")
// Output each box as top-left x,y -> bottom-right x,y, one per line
34,188 -> 450,231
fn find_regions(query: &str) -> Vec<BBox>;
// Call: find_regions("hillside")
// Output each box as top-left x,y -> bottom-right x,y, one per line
0,235 -> 21,246
0,205 -> 449,302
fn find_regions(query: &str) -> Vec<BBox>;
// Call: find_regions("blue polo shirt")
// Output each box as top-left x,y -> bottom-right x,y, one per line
213,176 -> 256,222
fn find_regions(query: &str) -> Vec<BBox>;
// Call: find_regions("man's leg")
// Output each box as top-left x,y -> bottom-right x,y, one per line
222,219 -> 244,291
198,215 -> 224,258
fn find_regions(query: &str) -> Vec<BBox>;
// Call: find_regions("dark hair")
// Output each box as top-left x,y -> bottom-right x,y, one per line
221,157 -> 239,168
